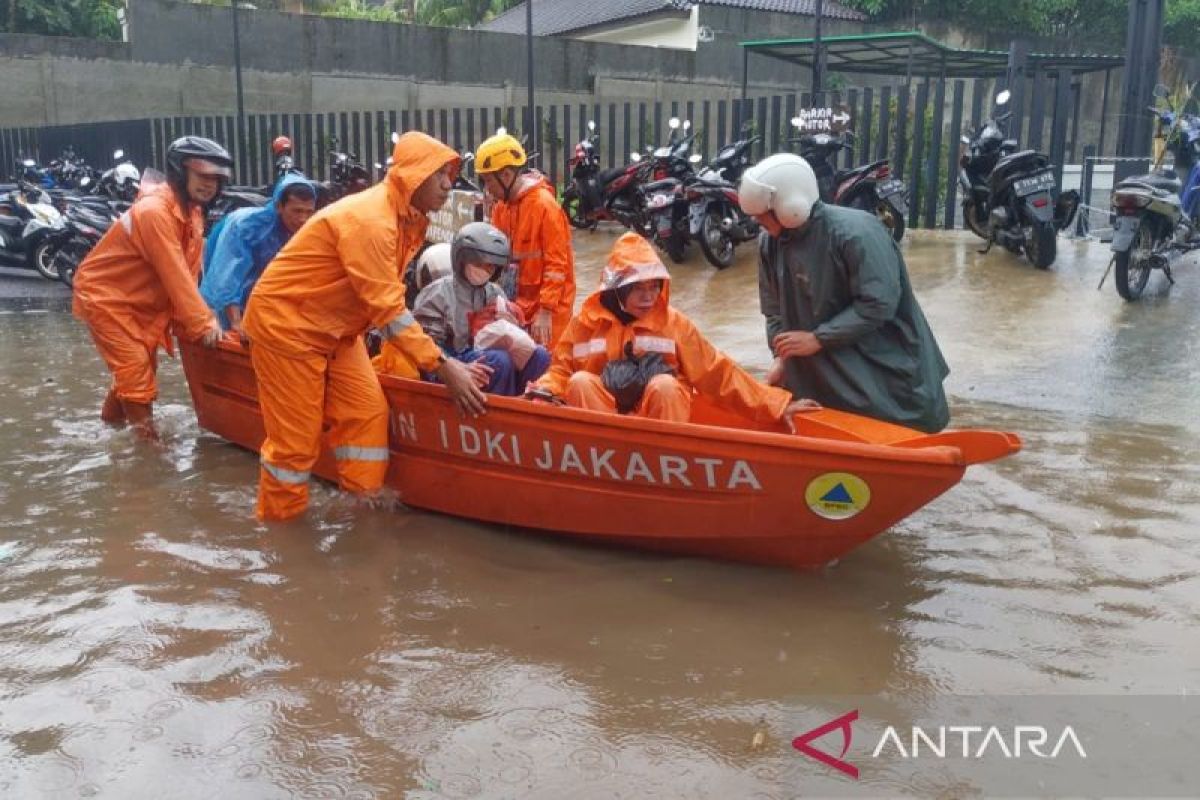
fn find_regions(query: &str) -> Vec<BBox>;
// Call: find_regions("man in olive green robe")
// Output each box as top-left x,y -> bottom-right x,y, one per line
741,153 -> 950,433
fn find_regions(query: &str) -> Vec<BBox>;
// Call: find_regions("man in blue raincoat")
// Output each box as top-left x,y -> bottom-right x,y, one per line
201,173 -> 317,342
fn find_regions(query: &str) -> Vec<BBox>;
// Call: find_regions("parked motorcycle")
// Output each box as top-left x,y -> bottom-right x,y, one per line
683,131 -> 763,269
637,118 -> 702,263
959,90 -> 1079,269
791,126 -> 908,241
85,149 -> 141,205
561,120 -> 651,233
320,136 -> 372,207
0,181 -> 67,280
50,200 -> 117,289
1104,84 -> 1200,301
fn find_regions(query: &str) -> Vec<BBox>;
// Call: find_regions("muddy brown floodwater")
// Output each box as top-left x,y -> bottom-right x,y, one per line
0,230 -> 1197,798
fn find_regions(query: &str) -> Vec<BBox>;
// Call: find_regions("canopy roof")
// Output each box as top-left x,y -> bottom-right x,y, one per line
740,31 -> 1123,78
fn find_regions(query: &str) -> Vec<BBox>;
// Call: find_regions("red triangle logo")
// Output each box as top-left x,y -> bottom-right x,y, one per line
792,709 -> 860,779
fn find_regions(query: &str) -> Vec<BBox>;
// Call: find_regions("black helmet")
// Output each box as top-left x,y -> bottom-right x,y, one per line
166,136 -> 233,184
450,221 -> 510,278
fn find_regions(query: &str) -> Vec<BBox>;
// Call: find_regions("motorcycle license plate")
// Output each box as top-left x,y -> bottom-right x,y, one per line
689,202 -> 706,235
1015,173 -> 1055,197
878,179 -> 904,198
647,193 -> 673,210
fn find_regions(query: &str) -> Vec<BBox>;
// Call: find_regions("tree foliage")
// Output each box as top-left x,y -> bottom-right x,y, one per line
1,0 -> 121,38
840,0 -> 1193,54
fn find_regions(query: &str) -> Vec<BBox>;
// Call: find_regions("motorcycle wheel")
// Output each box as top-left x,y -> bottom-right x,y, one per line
31,240 -> 59,281
561,186 -> 596,231
660,233 -> 687,264
1025,221 -> 1057,269
58,258 -> 77,289
963,199 -> 989,240
699,211 -> 736,269
1114,224 -> 1154,301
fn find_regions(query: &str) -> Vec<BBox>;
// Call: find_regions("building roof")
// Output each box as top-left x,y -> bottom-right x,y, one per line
482,0 -> 864,37
702,0 -> 864,22
741,31 -> 1123,78
482,0 -> 692,36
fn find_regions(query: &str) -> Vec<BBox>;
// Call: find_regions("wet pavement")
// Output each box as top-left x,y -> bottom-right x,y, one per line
1,229 -> 1198,798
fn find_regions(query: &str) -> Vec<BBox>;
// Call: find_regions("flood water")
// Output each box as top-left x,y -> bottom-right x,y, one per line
1,230 -> 1198,798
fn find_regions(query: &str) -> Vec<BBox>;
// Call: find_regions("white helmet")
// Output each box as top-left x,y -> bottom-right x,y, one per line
414,242 -> 452,291
739,153 -> 820,229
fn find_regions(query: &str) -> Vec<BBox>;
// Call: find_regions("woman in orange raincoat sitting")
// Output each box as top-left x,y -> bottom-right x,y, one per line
530,232 -> 818,429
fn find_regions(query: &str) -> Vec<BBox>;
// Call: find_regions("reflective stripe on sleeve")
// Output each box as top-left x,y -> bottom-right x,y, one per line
543,270 -> 567,282
381,311 -> 417,340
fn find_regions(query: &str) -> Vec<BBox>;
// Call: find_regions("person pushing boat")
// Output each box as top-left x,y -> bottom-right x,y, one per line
242,131 -> 486,522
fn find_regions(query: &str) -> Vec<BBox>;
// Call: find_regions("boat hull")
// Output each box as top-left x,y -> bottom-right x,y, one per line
180,341 -> 1015,569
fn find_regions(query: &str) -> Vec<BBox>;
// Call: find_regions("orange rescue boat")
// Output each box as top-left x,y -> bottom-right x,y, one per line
180,339 -> 1020,569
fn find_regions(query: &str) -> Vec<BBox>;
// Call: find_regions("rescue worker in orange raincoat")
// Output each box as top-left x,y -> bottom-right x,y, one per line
475,133 -> 576,347
242,131 -> 486,522
73,136 -> 229,440
530,232 -> 819,428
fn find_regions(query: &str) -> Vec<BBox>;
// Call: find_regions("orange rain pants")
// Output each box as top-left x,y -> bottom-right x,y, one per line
490,175 -> 576,346
565,372 -> 692,422
251,336 -> 387,521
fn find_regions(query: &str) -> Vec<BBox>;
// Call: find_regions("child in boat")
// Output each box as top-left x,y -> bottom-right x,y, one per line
529,232 -> 818,428
380,222 -> 551,396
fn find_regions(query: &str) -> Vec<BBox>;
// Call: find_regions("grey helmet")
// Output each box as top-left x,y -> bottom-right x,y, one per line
450,221 -> 510,280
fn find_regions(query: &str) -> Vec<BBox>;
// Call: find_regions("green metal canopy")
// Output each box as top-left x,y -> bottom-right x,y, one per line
740,31 -> 1123,79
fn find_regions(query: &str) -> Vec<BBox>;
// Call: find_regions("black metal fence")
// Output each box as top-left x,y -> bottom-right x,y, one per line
0,76 -> 1094,232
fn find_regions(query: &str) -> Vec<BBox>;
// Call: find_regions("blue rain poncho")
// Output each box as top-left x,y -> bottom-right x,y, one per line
201,173 -> 316,328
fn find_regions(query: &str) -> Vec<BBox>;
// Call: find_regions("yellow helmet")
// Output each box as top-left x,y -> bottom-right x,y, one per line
475,133 -> 526,174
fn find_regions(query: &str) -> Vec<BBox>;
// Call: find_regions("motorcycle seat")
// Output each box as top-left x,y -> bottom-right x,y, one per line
599,167 -> 627,186
834,160 -> 887,184
1117,174 -> 1181,194
642,178 -> 680,193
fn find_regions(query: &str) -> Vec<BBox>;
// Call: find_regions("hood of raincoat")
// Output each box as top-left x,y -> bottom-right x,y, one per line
202,172 -> 316,276
581,232 -> 671,327
387,131 -> 461,210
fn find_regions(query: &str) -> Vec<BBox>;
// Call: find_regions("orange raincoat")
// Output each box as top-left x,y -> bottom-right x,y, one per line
490,174 -> 576,345
242,131 -> 458,521
73,183 -> 217,405
537,232 -> 792,424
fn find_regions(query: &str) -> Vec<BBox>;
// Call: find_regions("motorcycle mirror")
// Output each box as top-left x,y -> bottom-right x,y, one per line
683,120 -> 692,130
22,159 -> 36,167
391,131 -> 400,144
688,154 -> 702,164
960,134 -> 970,144
496,126 -> 508,136
995,89 -> 1011,106
669,117 -> 681,130
374,162 -> 383,170
588,120 -> 596,132
630,152 -> 642,163
113,149 -> 124,160
80,177 -> 92,187
1152,84 -> 1170,100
